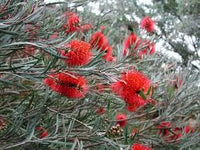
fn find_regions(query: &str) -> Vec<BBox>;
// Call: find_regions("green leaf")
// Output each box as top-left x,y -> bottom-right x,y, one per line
138,90 -> 146,100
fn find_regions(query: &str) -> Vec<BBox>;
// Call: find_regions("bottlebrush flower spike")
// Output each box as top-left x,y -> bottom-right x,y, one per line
116,113 -> 127,127
90,31 -> 115,62
125,95 -> 146,112
90,31 -> 109,51
123,33 -> 137,55
138,41 -> 156,59
80,24 -> 93,32
111,70 -> 151,99
131,143 -> 152,150
39,130 -> 49,139
184,125 -> 195,134
111,70 -> 151,111
44,71 -> 89,99
102,46 -> 116,62
37,125 -> 42,131
63,12 -> 80,34
60,40 -> 92,67
158,121 -> 182,143
140,16 -> 155,33
158,121 -> 172,136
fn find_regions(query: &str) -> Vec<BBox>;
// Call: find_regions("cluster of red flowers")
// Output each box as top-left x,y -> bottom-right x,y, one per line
158,121 -> 195,143
90,31 -> 115,62
37,126 -> 49,139
131,143 -> 152,150
123,33 -> 155,59
140,16 -> 155,33
63,12 -> 92,34
60,40 -> 93,67
111,70 -> 152,112
116,113 -> 127,127
44,71 -> 89,99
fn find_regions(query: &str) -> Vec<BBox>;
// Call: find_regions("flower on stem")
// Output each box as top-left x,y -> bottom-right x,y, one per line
131,143 -> 152,150
63,12 -> 80,34
90,31 -> 115,62
184,125 -> 195,134
158,121 -> 172,136
123,34 -> 156,58
63,12 -> 92,34
44,71 -> 89,99
39,130 -> 49,139
111,70 -> 151,111
80,24 -> 93,32
130,128 -> 138,137
123,33 -> 137,55
60,40 -> 92,67
36,125 -> 49,139
116,113 -> 127,127
140,16 -> 155,33
158,121 -> 182,143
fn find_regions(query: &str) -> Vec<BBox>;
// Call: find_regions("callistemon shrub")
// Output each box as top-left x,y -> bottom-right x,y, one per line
0,1 -> 199,150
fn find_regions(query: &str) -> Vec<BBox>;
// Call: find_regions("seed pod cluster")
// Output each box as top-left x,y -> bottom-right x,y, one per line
106,124 -> 124,137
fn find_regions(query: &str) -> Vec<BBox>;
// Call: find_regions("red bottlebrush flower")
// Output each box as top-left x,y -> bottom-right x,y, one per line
116,113 -> 127,127
131,143 -> 152,150
90,31 -> 115,62
63,12 -> 80,34
137,41 -> 155,59
140,16 -> 155,33
164,128 -> 182,143
95,107 -> 106,115
100,26 -> 106,31
102,46 -> 116,62
158,122 -> 182,143
40,130 -> 49,139
158,121 -> 172,136
44,71 -> 89,99
37,125 -> 42,131
111,70 -> 151,100
125,96 -> 146,112
60,40 -> 92,67
90,31 -> 109,51
111,70 -> 151,111
184,125 -> 194,134
123,33 -> 137,55
80,24 -> 93,32
130,128 -> 139,137
68,12 -> 80,27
